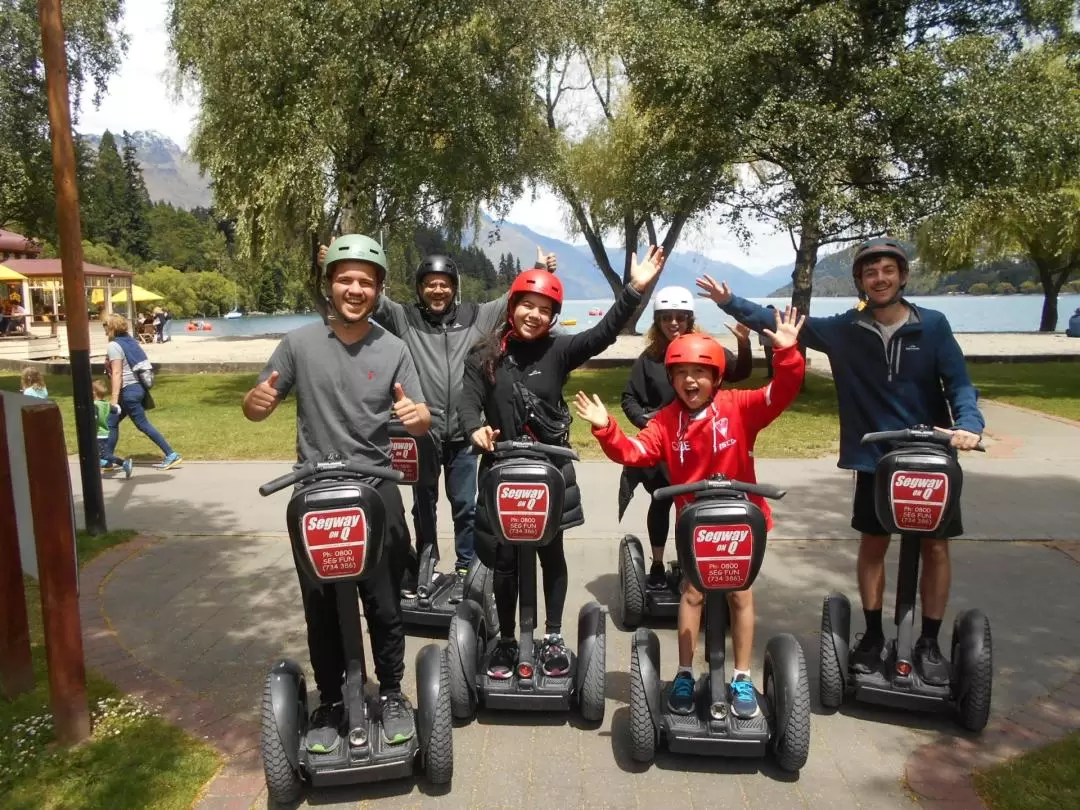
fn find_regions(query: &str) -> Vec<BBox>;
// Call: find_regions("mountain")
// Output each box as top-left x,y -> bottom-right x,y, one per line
82,130 -> 213,210
467,213 -> 788,300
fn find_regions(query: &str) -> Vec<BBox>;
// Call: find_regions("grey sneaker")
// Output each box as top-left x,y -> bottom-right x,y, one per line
379,692 -> 415,745
306,701 -> 343,753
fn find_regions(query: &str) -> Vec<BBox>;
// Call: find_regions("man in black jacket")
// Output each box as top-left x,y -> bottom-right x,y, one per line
318,244 -> 555,601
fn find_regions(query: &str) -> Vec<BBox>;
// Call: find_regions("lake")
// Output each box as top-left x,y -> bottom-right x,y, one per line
183,293 -> 1080,338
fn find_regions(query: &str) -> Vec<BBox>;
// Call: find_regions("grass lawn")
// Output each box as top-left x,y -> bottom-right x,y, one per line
968,362 -> 1080,422
975,729 -> 1080,810
2,367 -> 841,461
0,530 -> 220,810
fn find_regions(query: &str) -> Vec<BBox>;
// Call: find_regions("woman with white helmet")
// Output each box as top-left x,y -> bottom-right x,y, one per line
619,285 -> 752,589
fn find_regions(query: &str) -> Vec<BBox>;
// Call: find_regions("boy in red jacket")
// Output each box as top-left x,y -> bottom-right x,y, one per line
574,308 -> 805,718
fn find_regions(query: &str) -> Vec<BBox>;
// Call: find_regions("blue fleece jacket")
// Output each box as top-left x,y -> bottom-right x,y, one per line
721,296 -> 985,472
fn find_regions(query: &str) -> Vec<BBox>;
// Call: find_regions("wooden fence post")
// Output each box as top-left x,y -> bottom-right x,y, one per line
0,404 -> 34,699
23,402 -> 89,745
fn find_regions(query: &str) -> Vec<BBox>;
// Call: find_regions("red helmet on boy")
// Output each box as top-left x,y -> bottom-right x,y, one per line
664,333 -> 727,377
509,270 -> 563,313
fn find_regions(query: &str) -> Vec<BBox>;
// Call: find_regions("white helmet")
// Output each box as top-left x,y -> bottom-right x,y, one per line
652,285 -> 695,315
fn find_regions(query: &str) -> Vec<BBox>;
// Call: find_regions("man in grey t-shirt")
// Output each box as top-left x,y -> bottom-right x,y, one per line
243,234 -> 431,751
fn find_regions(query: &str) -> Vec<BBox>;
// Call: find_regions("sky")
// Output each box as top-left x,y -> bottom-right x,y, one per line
76,1 -> 794,274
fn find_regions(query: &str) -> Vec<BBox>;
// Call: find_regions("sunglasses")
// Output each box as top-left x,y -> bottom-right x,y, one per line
657,312 -> 690,323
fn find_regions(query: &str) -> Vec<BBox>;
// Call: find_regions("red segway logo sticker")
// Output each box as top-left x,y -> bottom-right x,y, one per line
390,437 -> 419,484
302,507 -> 367,580
495,483 -> 550,542
693,524 -> 753,590
889,471 -> 949,533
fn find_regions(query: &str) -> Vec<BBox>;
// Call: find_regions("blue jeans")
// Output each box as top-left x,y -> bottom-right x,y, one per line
411,440 -> 477,570
105,384 -> 174,459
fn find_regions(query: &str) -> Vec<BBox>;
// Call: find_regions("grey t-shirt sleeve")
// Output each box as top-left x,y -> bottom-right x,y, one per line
258,336 -> 295,398
393,345 -> 425,404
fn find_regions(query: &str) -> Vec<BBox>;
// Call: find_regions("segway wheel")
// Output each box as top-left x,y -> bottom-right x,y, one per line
628,642 -> 657,763
765,634 -> 811,773
952,610 -> 993,733
578,629 -> 607,723
619,537 -> 645,629
260,674 -> 303,805
463,559 -> 500,640
818,594 -> 848,709
424,650 -> 455,785
446,615 -> 477,721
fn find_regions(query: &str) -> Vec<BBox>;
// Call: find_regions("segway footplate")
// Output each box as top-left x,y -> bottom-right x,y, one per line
304,719 -> 418,787
661,684 -> 770,757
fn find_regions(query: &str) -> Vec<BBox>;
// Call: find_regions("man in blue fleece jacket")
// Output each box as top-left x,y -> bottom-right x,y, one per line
696,237 -> 984,686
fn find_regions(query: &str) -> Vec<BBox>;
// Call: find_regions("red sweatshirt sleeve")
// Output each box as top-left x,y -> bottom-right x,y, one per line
591,415 -> 666,467
735,344 -> 805,436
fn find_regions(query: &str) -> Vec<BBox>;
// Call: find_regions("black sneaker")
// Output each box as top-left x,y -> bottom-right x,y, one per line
306,700 -> 343,753
667,671 -> 695,715
647,561 -> 667,590
487,638 -> 518,680
850,633 -> 885,675
449,567 -> 467,604
379,692 -> 415,745
539,633 -> 571,677
913,637 -> 951,686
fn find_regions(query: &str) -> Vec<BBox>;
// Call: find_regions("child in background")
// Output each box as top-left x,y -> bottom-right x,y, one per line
93,380 -> 133,478
574,308 -> 805,719
20,368 -> 48,399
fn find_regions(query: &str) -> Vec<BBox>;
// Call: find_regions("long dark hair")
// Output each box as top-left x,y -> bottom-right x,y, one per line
475,320 -> 513,383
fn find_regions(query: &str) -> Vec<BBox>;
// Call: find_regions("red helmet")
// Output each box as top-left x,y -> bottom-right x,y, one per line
664,333 -> 726,377
509,270 -> 563,313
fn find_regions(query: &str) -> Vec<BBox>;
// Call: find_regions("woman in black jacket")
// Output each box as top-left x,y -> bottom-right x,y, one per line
462,247 -> 667,679
620,285 -> 753,589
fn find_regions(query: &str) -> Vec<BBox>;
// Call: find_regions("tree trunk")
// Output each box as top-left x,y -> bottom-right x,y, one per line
790,213 -> 821,317
1035,259 -> 1072,332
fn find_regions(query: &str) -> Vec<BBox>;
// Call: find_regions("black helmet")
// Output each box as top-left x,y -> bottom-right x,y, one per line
852,237 -> 909,279
414,254 -> 459,290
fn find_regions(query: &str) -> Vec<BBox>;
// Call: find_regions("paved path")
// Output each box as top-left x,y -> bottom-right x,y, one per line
65,399 -> 1080,808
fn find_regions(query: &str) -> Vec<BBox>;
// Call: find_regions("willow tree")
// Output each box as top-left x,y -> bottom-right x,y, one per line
168,0 -> 548,267
612,0 -> 1078,315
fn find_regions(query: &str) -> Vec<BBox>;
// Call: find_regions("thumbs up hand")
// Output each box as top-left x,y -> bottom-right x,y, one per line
248,370 -> 281,416
392,382 -> 421,427
536,245 -> 557,273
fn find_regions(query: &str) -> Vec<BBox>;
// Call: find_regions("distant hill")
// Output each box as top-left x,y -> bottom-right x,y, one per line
81,130 -> 213,210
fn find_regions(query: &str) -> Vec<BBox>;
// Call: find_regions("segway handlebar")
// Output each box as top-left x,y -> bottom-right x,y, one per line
653,476 -> 786,502
470,438 -> 579,461
861,425 -> 985,452
259,459 -> 404,496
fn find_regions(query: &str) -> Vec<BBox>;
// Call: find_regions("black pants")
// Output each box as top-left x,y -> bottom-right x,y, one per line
494,532 -> 568,638
293,480 -> 410,703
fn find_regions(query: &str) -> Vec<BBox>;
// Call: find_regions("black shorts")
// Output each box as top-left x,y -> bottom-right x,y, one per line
851,471 -> 963,538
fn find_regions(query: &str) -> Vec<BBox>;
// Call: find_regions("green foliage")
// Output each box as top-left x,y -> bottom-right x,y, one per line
145,204 -> 227,272
137,265 -> 238,318
968,282 -> 992,295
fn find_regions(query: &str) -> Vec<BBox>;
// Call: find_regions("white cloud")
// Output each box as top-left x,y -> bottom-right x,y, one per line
76,2 -> 796,273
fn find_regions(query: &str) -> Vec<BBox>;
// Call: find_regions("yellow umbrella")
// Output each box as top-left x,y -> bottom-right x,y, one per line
111,284 -> 164,304
0,264 -> 27,282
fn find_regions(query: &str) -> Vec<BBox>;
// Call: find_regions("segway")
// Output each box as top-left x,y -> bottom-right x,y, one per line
445,440 -> 607,722
257,456 -> 453,803
618,534 -> 680,628
628,475 -> 811,772
819,426 -> 992,732
390,420 -> 498,633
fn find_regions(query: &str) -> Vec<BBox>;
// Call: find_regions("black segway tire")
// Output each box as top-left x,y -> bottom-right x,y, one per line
579,630 -> 606,723
463,559 -> 500,640
819,595 -> 845,709
766,635 -> 811,773
424,650 -> 454,785
260,675 -> 303,805
620,539 -> 645,629
629,643 -> 657,763
446,615 -> 477,721
953,610 -> 993,733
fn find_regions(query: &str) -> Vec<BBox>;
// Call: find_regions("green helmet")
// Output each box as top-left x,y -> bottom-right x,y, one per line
323,234 -> 388,282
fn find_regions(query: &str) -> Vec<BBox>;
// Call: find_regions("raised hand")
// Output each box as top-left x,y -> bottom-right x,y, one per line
695,274 -> 732,306
536,246 -> 558,273
471,426 -> 501,452
725,321 -> 751,343
629,245 -> 666,292
391,382 -> 422,427
248,370 -> 281,417
573,391 -> 610,429
318,244 -> 328,266
762,306 -> 806,351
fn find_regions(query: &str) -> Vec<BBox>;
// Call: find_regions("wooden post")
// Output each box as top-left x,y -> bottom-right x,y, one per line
23,402 -> 89,744
0,404 -> 34,700
38,0 -> 106,534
